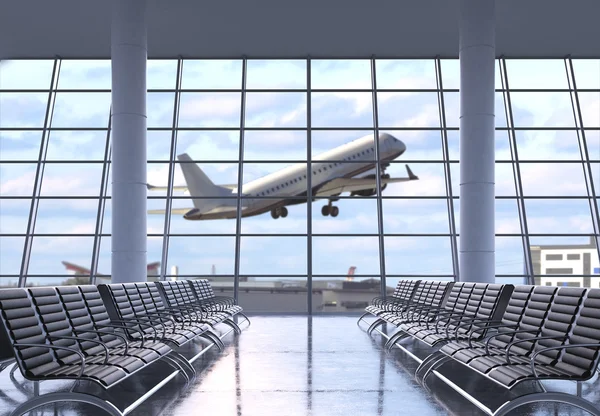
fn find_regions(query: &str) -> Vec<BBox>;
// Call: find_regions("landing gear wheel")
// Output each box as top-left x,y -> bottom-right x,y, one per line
322,205 -> 330,216
280,207 -> 288,218
271,210 -> 279,219
330,206 -> 339,217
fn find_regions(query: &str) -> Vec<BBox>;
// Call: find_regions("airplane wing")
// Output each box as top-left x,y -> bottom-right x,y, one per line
315,164 -> 418,197
147,184 -> 237,192
147,184 -> 188,192
148,208 -> 196,215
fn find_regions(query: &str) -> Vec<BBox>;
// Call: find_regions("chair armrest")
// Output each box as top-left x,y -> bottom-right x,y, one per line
529,343 -> 600,378
94,323 -> 146,347
47,335 -> 109,365
72,329 -> 130,356
505,335 -> 568,364
13,343 -> 86,379
484,329 -> 540,354
468,323 -> 519,347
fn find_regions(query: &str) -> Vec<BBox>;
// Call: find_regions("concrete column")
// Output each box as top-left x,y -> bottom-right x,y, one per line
458,0 -> 495,283
111,0 -> 148,283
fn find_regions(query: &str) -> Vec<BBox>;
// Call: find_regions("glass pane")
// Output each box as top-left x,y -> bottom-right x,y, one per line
495,236 -> 527,275
35,198 -> 99,234
246,60 -> 306,89
240,197 -> 306,235
244,130 -> 306,161
58,60 -> 111,89
440,58 -> 503,90
147,92 -> 175,128
181,60 -> 242,89
313,198 -> 378,235
385,236 -> 453,275
0,93 -> 48,127
0,237 -> 24,277
443,92 -> 507,128
579,92 -> 600,127
167,236 -> 235,275
311,129 -> 373,157
515,130 -> 583,161
387,162 -> 446,197
587,130 -> 600,161
0,59 -> 55,89
40,163 -> 103,196
176,130 -> 240,161
46,130 -> 108,160
510,92 -> 575,128
245,92 -> 306,128
0,163 -> 37,196
377,92 -> 440,128
383,199 -> 449,234
505,59 -> 569,89
95,236 -> 163,283
525,199 -> 595,234
593,163 -> 600,196
178,92 -> 241,127
311,59 -> 372,90
311,92 -> 373,128
0,130 -> 43,161
375,59 -> 437,90
240,236 -> 306,275
313,236 -> 379,275
52,92 -> 111,128
0,199 -> 31,235
148,60 -> 178,90
28,236 -> 95,276
148,130 -> 173,161
572,59 -> 600,89
519,162 -> 587,196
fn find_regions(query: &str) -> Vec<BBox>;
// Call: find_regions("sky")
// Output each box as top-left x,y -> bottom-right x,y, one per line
0,58 -> 599,287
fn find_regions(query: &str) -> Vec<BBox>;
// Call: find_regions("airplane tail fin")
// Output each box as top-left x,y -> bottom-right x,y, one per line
177,153 -> 235,211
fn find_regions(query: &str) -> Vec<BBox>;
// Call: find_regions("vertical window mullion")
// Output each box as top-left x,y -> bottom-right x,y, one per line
18,58 -> 61,287
436,57 -> 459,281
500,57 -> 534,285
233,57 -> 247,303
90,108 -> 112,285
370,56 -> 387,299
160,57 -> 184,282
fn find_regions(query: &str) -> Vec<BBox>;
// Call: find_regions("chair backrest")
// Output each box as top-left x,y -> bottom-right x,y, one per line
479,284 -> 513,321
445,282 -> 476,315
492,285 -> 557,349
156,281 -> 188,308
555,288 -> 600,378
190,279 -> 215,302
527,287 -> 587,364
28,287 -> 83,365
424,281 -> 453,309
175,281 -> 197,304
0,288 -> 57,376
55,285 -> 122,353
391,280 -> 421,302
409,281 -> 439,306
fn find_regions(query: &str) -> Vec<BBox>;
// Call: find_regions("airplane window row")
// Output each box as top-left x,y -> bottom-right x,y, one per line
253,147 -> 376,198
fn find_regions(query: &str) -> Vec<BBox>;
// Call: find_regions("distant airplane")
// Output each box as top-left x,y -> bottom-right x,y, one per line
62,261 -> 160,278
147,132 -> 418,220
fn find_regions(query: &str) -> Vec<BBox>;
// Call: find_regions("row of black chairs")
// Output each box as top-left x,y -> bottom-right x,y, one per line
358,279 -> 600,416
0,279 -> 249,416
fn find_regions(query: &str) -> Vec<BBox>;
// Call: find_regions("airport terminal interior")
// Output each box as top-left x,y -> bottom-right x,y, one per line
1,0 -> 600,415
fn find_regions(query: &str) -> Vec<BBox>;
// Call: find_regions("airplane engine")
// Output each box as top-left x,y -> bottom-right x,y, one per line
350,174 -> 387,196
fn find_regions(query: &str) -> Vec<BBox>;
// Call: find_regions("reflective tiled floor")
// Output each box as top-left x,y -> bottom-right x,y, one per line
2,316 -> 600,416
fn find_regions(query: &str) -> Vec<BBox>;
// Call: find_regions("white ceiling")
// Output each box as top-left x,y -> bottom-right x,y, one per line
1,0 -> 599,59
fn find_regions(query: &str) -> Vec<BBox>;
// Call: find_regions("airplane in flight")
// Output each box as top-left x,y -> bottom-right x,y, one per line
147,132 -> 418,220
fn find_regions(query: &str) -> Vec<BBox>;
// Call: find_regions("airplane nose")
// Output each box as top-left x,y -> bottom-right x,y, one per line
396,139 -> 406,154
